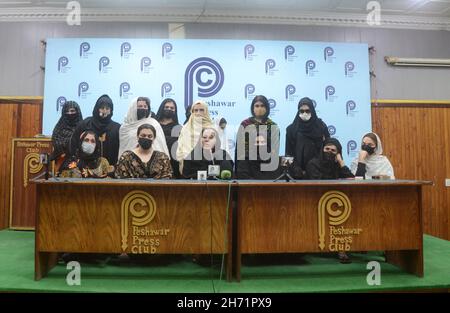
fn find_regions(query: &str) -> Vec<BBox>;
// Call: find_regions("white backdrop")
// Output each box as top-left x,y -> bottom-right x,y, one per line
43,38 -> 371,161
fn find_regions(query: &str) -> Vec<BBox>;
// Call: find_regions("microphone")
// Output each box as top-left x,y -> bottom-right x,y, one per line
220,170 -> 232,180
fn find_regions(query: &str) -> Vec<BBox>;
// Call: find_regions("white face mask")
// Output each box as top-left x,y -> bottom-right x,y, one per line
99,111 -> 110,118
81,142 -> 96,155
299,113 -> 311,121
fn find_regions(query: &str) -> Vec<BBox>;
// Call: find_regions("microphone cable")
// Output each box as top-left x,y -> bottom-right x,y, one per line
205,179 -> 216,293
206,178 -> 232,293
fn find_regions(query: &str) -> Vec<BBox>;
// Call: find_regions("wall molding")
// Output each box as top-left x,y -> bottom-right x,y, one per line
371,99 -> 450,108
0,7 -> 449,31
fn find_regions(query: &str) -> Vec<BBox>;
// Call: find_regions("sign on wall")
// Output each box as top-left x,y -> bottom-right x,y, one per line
44,38 -> 371,160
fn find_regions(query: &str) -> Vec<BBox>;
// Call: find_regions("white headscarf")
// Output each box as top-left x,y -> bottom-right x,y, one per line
350,132 -> 395,179
176,100 -> 215,173
118,97 -> 169,159
214,116 -> 230,155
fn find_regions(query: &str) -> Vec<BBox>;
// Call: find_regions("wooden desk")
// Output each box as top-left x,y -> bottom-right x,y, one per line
34,178 -> 431,282
236,180 -> 432,281
34,178 -> 235,281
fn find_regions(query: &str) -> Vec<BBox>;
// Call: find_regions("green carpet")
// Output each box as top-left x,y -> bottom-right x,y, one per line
0,230 -> 449,293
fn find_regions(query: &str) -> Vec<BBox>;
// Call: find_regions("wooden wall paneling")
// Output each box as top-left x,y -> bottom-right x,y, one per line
0,102 -> 18,229
372,102 -> 450,240
0,97 -> 43,230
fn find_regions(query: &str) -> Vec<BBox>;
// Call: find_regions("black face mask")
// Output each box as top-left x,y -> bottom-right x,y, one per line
163,109 -> 175,119
65,112 -> 78,122
137,109 -> 149,120
138,137 -> 153,150
323,152 -> 336,162
361,144 -> 375,155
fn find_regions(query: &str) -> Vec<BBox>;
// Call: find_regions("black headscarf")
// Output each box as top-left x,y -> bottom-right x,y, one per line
75,130 -> 101,170
291,97 -> 325,141
285,97 -> 330,174
322,138 -> 343,156
50,101 -> 83,160
156,98 -> 179,125
69,94 -> 121,165
91,94 -> 114,134
310,137 -> 344,179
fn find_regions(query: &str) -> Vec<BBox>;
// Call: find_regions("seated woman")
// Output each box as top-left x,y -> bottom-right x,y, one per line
115,124 -> 172,179
350,132 -> 395,179
182,128 -> 233,179
305,138 -> 354,180
236,133 -> 282,180
176,100 -> 215,174
59,130 -> 113,178
306,137 -> 354,264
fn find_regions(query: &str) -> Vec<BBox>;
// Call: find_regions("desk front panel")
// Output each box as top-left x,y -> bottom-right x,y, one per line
37,183 -> 230,254
238,185 -> 421,253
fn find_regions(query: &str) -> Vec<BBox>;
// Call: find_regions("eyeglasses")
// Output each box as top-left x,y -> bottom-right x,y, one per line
299,109 -> 311,114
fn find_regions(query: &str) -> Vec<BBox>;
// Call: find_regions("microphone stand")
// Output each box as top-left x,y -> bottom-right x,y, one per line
274,158 -> 295,182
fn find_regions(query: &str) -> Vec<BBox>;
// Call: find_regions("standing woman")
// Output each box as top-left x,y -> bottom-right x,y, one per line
214,116 -> 231,155
156,98 -> 182,177
118,97 -> 169,159
286,97 -> 330,178
350,132 -> 395,179
176,100 -> 215,174
50,101 -> 83,172
183,102 -> 193,125
236,95 -> 280,172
